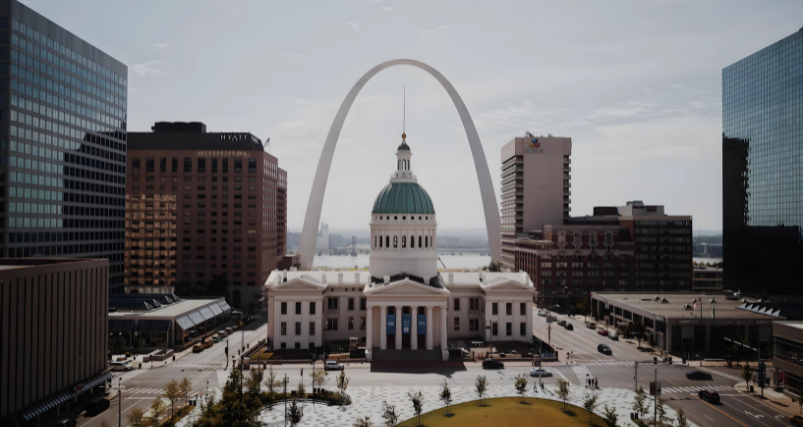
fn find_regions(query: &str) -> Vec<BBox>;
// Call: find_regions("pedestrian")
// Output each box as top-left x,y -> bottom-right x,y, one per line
347,357 -> 350,366
566,352 -> 569,365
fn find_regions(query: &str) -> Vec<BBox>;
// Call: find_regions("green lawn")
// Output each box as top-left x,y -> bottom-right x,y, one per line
396,397 -> 607,427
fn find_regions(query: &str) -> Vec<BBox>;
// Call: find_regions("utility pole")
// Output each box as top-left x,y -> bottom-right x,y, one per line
634,362 -> 638,392
654,366 -> 658,425
118,378 -> 122,427
283,374 -> 289,427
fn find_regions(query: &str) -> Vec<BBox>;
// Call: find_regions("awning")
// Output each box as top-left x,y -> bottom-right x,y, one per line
176,315 -> 194,330
188,311 -> 205,325
199,307 -> 215,320
20,389 -> 77,421
208,303 -> 223,316
218,300 -> 232,313
109,319 -> 135,334
77,371 -> 114,396
136,320 -> 172,333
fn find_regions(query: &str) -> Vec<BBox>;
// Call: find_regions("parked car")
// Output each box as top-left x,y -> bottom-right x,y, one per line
219,330 -> 229,338
482,359 -> 505,369
698,390 -> 720,403
85,397 -> 111,415
790,415 -> 803,426
557,319 -> 567,327
192,344 -> 204,353
54,420 -> 77,427
586,322 -> 596,329
538,309 -> 549,317
324,360 -> 344,371
597,344 -> 612,355
597,329 -> 609,336
609,333 -> 619,340
110,361 -> 134,371
546,316 -> 557,323
686,370 -> 713,380
203,338 -> 214,348
529,368 -> 552,377
564,323 -> 574,331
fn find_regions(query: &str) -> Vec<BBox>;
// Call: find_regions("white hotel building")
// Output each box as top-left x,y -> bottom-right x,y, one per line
266,136 -> 535,361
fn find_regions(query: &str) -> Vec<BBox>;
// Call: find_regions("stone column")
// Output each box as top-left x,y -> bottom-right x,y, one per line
440,306 -> 448,350
426,307 -> 434,350
380,306 -> 387,350
366,306 -> 373,351
395,306 -> 403,350
411,307 -> 418,350
525,300 -> 534,342
315,300 -> 323,347
273,300 -> 282,345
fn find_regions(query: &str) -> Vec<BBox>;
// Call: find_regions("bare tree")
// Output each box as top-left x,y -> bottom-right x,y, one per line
297,381 -> 306,397
407,391 -> 424,427
582,393 -> 599,425
381,401 -> 399,427
309,368 -> 328,393
556,379 -> 573,412
148,399 -> 168,427
337,370 -> 350,399
248,366 -> 265,395
602,404 -> 618,427
266,364 -> 282,399
127,408 -> 145,427
675,407 -> 689,427
161,379 -> 181,420
179,377 -> 193,407
514,374 -> 528,403
632,386 -> 648,420
439,379 -> 453,415
655,398 -> 669,427
475,375 -> 489,406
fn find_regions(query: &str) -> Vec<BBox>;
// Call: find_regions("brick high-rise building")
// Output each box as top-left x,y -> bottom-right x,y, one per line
126,122 -> 287,311
0,0 -> 128,291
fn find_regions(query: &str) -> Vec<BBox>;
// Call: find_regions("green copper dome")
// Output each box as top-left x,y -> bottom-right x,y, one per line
372,182 -> 435,215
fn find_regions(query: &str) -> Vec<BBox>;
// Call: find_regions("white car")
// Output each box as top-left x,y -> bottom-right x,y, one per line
537,309 -> 549,317
110,361 -> 134,371
324,360 -> 344,371
529,368 -> 552,377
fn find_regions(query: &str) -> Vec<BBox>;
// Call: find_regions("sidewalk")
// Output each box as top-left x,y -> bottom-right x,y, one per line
734,382 -> 800,418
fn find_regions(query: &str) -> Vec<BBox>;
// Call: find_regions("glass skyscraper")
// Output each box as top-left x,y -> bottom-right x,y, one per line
0,0 -> 128,290
722,28 -> 803,296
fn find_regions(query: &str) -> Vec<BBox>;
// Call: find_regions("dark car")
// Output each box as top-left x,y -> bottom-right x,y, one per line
597,344 -> 612,355
564,323 -> 574,331
686,370 -> 713,380
698,390 -> 720,403
86,397 -> 110,415
482,359 -> 504,369
791,415 -> 803,427
54,420 -> 77,427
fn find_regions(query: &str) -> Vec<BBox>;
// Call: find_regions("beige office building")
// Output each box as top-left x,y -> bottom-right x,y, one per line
0,258 -> 112,425
500,134 -> 572,268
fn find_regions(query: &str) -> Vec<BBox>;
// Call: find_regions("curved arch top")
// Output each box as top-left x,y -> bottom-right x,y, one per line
299,59 -> 501,269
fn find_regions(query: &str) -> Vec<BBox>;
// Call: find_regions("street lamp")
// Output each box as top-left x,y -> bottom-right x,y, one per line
118,377 -> 122,427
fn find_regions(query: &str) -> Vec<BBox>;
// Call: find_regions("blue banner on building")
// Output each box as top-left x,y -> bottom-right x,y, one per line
418,314 -> 427,335
402,314 -> 412,334
387,314 -> 396,335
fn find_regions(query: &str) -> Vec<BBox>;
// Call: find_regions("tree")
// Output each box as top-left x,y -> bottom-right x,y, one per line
149,399 -> 168,427
631,321 -> 647,348
199,393 -> 217,426
266,365 -> 282,399
247,366 -> 264,396
675,407 -> 689,427
556,379 -> 573,412
162,379 -> 181,420
286,397 -> 304,427
576,297 -> 591,322
439,379 -> 453,415
127,408 -> 145,427
354,417 -> 374,427
179,377 -> 193,407
381,401 -> 400,427
487,261 -> 502,272
582,393 -> 599,426
514,374 -> 528,403
742,361 -> 753,389
632,386 -> 648,420
407,390 -> 424,427
602,404 -> 618,427
337,370 -> 350,399
654,398 -> 669,426
296,381 -> 306,397
309,367 -> 328,394
475,375 -> 489,406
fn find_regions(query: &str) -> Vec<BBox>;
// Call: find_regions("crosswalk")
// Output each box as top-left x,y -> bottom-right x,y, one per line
579,361 -> 634,367
661,385 -> 733,395
172,362 -> 224,370
114,387 -> 205,397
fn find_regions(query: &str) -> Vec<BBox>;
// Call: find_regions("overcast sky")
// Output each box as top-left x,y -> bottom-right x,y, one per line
25,0 -> 803,233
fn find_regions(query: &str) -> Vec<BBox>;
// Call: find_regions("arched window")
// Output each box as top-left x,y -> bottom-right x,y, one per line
374,235 -> 377,248
402,236 -> 406,248
410,235 -> 415,248
386,235 -> 390,248
393,235 -> 398,248
419,235 -> 422,248
425,236 -> 428,248
379,235 -> 382,248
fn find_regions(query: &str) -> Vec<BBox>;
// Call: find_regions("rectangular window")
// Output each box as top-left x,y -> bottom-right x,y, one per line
520,322 -> 526,337
280,322 -> 287,335
234,158 -> 242,173
160,157 -> 166,173
280,302 -> 287,315
295,322 -> 301,335
454,298 -> 460,311
328,297 -> 338,310
146,157 -> 154,172
172,157 -> 178,173
469,298 -> 480,310
492,303 -> 498,315
280,343 -> 286,349
360,317 -> 366,330
360,298 -> 366,310
198,157 -> 206,173
184,157 -> 192,173
506,303 -> 513,315
348,317 -> 354,330
132,157 -> 140,172
248,158 -> 256,173
212,158 -> 218,173
309,322 -> 315,336
327,318 -> 339,331
309,302 -> 316,315
453,317 -> 459,331
520,303 -> 526,316
506,322 -> 512,336
469,319 -> 479,331
222,158 -> 229,173
295,302 -> 301,315
295,343 -> 301,349
348,298 -> 355,311
492,322 -> 498,336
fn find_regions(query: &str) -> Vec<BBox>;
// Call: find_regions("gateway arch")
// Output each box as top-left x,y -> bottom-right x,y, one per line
299,59 -> 501,269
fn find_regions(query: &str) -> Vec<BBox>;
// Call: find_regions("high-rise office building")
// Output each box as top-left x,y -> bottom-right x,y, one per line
126,122 -> 287,312
722,28 -> 803,297
500,134 -> 572,268
0,0 -> 128,291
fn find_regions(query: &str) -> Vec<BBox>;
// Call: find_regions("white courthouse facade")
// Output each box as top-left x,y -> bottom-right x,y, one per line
266,137 -> 535,361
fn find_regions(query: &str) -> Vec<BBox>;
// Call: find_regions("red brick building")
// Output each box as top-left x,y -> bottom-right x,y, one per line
125,122 -> 287,311
515,201 -> 692,306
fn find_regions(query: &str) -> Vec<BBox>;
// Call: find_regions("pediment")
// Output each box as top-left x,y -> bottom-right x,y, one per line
365,279 -> 449,296
274,276 -> 326,291
483,279 -> 533,292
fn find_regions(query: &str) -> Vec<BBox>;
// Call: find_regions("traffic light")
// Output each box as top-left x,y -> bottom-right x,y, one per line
653,356 -> 658,364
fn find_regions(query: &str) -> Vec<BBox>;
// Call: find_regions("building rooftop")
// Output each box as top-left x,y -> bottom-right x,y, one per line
110,298 -> 227,318
593,293 -> 777,320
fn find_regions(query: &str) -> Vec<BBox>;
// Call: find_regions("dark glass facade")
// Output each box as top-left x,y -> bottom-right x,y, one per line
0,0 -> 128,291
722,29 -> 803,296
